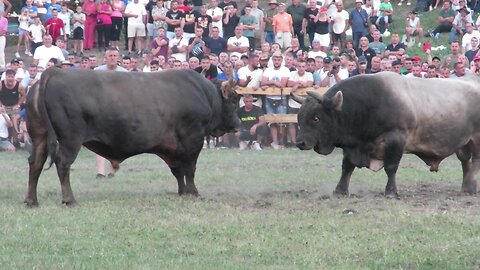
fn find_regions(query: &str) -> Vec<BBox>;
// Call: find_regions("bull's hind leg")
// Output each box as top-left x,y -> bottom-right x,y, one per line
24,139 -> 48,207
183,160 -> 199,196
55,143 -> 83,206
334,154 -> 355,196
457,142 -> 479,194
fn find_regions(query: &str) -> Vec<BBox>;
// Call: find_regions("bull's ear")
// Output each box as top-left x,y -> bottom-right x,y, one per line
307,91 -> 324,104
332,91 -> 343,111
290,93 -> 306,104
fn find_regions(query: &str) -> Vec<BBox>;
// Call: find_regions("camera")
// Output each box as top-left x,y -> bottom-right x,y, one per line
223,6 -> 228,10
332,65 -> 338,71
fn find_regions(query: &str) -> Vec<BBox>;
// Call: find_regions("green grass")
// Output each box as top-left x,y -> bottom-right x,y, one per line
1,148 -> 480,269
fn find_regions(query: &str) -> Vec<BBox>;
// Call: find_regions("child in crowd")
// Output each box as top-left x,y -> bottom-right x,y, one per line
16,8 -> 32,58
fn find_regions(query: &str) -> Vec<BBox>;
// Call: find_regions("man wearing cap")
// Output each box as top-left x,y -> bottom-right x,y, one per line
260,50 -> 290,149
350,0 -> 369,49
286,0 -> 306,50
351,55 -> 371,76
272,2 -> 293,49
449,6 -> 473,43
264,0 -> 278,44
472,55 -> 480,75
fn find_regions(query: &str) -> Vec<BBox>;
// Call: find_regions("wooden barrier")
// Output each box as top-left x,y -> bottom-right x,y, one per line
235,87 -> 328,96
264,114 -> 297,124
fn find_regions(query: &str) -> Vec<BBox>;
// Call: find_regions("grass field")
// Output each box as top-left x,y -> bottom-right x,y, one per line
1,148 -> 480,269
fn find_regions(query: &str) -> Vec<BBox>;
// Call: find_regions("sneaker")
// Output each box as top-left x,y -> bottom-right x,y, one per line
96,173 -> 106,179
271,142 -> 280,150
434,33 -> 440,39
239,141 -> 248,150
429,32 -> 434,38
26,51 -> 32,57
251,141 -> 262,151
208,140 -> 216,148
407,1 -> 411,5
203,140 -> 207,149
107,173 -> 115,178
398,1 -> 402,5
383,29 -> 391,37
15,52 -> 20,58
418,42 -> 422,47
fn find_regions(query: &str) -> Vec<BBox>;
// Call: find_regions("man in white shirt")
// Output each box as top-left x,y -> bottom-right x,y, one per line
33,34 -> 65,68
227,26 -> 249,59
287,58 -> 313,145
237,53 -> 263,107
331,2 -> 349,49
317,56 -> 348,87
168,27 -> 189,61
207,0 -> 223,37
461,22 -> 480,53
124,0 -> 147,55
0,105 -> 14,151
260,51 -> 290,149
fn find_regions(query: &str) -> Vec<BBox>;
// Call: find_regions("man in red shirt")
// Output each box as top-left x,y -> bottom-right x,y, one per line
45,9 -> 66,42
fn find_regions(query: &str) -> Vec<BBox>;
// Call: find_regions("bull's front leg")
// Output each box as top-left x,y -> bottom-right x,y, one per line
334,154 -> 355,196
170,166 -> 186,195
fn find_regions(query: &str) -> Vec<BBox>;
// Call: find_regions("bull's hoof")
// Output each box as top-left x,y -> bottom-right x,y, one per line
180,186 -> 199,196
384,190 -> 399,199
62,200 -> 78,207
461,182 -> 477,195
333,188 -> 349,197
24,198 -> 39,208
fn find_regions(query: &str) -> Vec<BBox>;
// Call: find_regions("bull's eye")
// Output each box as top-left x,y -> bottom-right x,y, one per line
313,116 -> 320,122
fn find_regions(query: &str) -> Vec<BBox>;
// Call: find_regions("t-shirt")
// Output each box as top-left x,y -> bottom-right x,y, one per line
462,31 -> 480,51
262,66 -> 290,100
237,66 -> 263,88
72,13 -> 86,29
196,14 -> 212,37
218,0 -> 238,10
227,36 -> 249,59
58,11 -> 72,36
168,36 -> 189,61
264,8 -> 277,32
94,65 -> 128,71
33,45 -> 65,68
378,2 -> 392,16
272,12 -> 293,32
453,13 -> 473,29
0,113 -> 11,138
166,10 -> 185,32
150,37 -> 169,58
125,2 -> 147,25
369,42 -> 386,55
237,105 -> 263,131
194,65 -> 217,80
222,14 -> 239,39
205,36 -> 227,56
184,10 -> 199,34
28,24 -> 44,43
288,71 -> 313,108
45,17 -> 64,41
188,37 -> 206,59
239,14 -> 257,38
304,8 -> 318,32
331,9 -> 349,34
286,3 -> 306,26
206,7 -> 223,35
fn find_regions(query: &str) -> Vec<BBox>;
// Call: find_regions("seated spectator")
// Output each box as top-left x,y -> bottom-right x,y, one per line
168,27 -> 189,62
205,27 -> 227,56
187,27 -> 207,59
217,61 -> 238,80
428,0 -> 454,39
392,59 -> 402,74
235,94 -> 267,150
366,24 -> 383,43
445,40 -> 462,68
195,55 -> 218,79
151,27 -> 169,59
356,36 -> 376,69
308,39 -> 327,59
425,64 -> 439,78
237,53 -> 263,106
405,10 -> 423,47
461,23 -> 480,53
227,26 -> 249,59
376,0 -> 393,34
369,30 -> 386,58
286,59 -> 313,145
370,55 -> 382,73
465,37 -> 479,62
0,105 -> 15,152
449,7 -> 473,43
385,32 -> 405,59
0,69 -> 24,110
405,63 -> 425,77
351,55 -> 371,76
450,61 -> 468,78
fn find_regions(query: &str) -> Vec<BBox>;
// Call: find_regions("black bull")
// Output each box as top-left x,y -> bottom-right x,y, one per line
293,72 -> 480,196
24,68 -> 240,206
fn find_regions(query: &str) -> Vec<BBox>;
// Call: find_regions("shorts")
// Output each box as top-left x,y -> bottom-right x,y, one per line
314,32 -> 330,47
274,31 -> 292,49
19,28 -> 27,36
332,32 -> 346,43
72,27 -> 84,40
238,125 -> 269,141
146,23 -> 155,37
265,97 -> 287,114
127,23 -> 146,38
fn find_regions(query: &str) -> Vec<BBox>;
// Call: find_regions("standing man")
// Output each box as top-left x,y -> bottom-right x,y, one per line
350,0 -> 368,49
263,0 -> 278,44
286,0 -> 306,50
331,2 -> 349,50
183,1 -> 199,40
205,26 -> 227,56
166,0 -> 185,40
94,47 -> 128,71
206,0 -> 223,37
272,3 -> 293,49
227,25 -> 249,59
303,0 -> 318,45
45,9 -> 66,43
239,5 -> 257,51
124,0 -> 147,55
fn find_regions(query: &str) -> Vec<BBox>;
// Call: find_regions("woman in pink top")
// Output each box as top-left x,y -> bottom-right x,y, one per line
96,0 -> 113,49
83,0 -> 97,50
110,0 -> 124,50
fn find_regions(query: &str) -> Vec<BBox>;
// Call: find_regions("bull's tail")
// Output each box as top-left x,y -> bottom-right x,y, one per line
37,70 -> 59,169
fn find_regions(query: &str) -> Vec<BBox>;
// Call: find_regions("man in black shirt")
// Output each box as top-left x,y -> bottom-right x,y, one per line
165,0 -> 185,40
222,4 -> 239,39
235,94 -> 267,150
195,55 -> 218,79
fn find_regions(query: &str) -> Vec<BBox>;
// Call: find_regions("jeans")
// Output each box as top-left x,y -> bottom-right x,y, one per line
352,30 -> 367,49
449,27 -> 465,43
265,97 -> 287,114
265,31 -> 275,44
293,25 -> 305,49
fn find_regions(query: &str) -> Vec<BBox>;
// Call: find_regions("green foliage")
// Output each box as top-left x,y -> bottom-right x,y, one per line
1,148 -> 480,269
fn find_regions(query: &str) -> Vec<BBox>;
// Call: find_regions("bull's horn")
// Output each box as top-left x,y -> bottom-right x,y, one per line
307,91 -> 324,103
332,91 -> 343,111
290,93 -> 306,104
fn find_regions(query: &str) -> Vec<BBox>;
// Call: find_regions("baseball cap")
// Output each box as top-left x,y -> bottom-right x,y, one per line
411,56 -> 421,62
432,56 -> 441,62
355,0 -> 363,3
323,56 -> 332,63
259,53 -> 269,60
392,60 -> 402,66
358,56 -> 367,64
272,51 -> 283,58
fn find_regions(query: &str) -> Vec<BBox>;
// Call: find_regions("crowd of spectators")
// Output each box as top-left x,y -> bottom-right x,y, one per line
0,0 -> 480,151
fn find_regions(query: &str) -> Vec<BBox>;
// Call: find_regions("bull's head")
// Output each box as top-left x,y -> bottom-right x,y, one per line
296,90 -> 343,155
210,74 -> 240,136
